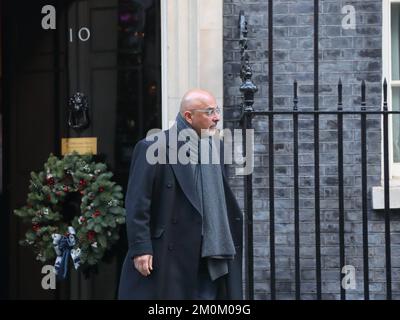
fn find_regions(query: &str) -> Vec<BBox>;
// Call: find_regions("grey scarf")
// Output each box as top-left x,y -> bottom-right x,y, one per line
176,113 -> 236,281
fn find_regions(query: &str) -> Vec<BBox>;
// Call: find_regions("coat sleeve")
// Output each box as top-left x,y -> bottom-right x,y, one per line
125,139 -> 157,258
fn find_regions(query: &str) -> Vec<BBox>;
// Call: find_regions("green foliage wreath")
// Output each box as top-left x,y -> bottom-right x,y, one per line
14,152 -> 126,268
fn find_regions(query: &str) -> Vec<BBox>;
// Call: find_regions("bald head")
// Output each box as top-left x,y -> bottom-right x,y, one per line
178,89 -> 220,136
179,89 -> 216,114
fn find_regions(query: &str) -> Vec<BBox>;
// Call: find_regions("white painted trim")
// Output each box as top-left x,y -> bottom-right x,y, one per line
372,184 -> 400,209
159,0 -> 224,130
189,0 -> 200,87
373,0 -> 400,208
382,0 -> 397,178
161,0 -> 169,130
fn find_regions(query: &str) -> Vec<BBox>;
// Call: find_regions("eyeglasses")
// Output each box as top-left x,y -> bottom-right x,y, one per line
190,106 -> 221,117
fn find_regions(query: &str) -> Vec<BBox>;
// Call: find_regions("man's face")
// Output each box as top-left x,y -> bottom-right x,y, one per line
184,97 -> 220,136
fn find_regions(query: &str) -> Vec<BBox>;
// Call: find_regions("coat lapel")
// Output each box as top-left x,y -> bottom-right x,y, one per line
166,129 -> 202,215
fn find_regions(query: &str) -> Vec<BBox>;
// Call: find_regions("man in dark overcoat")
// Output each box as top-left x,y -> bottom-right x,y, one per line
118,89 -> 243,299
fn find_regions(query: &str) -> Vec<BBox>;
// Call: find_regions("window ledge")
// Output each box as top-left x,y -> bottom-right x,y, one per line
372,181 -> 400,210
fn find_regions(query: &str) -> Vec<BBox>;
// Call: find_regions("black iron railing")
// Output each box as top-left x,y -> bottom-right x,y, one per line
240,78 -> 397,300
237,1 -> 396,300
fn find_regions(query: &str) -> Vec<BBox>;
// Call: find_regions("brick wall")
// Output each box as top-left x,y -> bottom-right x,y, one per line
224,0 -> 400,299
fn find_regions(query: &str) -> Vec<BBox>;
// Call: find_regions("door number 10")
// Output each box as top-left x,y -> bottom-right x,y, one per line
41,5 -> 91,42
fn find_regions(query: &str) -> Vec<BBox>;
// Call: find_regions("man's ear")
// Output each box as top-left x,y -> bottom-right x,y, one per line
183,111 -> 193,124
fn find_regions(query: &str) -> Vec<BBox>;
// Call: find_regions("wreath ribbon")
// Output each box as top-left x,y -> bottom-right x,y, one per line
52,226 -> 81,280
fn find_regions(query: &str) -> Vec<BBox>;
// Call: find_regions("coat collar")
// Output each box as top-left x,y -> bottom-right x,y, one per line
164,127 -> 229,216
165,128 -> 202,215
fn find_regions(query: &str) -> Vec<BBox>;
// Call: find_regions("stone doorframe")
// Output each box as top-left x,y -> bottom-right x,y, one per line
161,0 -> 223,129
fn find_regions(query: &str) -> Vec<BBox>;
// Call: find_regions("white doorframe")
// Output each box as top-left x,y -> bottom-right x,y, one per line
160,0 -> 224,130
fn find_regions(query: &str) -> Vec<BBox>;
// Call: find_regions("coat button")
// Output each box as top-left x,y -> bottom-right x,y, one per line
168,243 -> 174,251
166,182 -> 173,188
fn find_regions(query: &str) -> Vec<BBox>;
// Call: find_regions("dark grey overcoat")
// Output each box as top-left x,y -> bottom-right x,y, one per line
118,129 -> 243,299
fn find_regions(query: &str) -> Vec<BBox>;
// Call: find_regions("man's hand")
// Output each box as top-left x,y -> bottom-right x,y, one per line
133,255 -> 153,277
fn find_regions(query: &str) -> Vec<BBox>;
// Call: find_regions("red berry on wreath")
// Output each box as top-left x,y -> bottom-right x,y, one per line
47,177 -> 55,185
63,186 -> 69,192
92,210 -> 101,218
98,187 -> 105,193
87,231 -> 96,241
79,179 -> 87,187
47,194 -> 52,201
32,224 -> 40,232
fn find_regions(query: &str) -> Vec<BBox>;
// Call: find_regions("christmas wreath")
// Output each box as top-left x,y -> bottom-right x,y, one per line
14,152 -> 126,279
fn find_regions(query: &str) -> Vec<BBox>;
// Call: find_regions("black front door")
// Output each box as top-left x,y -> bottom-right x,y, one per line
2,0 -> 161,299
